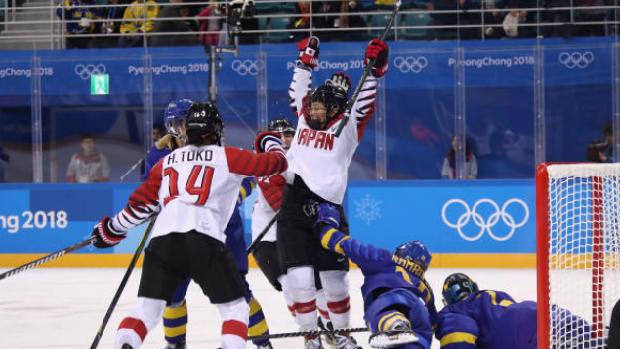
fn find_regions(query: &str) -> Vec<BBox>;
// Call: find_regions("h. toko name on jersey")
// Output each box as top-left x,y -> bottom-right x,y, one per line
167,150 -> 213,164
297,129 -> 334,150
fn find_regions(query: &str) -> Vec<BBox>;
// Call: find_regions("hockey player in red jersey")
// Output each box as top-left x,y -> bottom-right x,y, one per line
90,102 -> 287,349
278,36 -> 389,349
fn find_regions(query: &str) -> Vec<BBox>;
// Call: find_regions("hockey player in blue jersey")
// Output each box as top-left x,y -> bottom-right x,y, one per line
435,273 -> 604,349
143,99 -> 271,349
314,203 -> 436,349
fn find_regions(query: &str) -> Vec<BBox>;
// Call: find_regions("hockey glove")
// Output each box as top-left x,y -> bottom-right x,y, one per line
316,203 -> 340,230
364,38 -> 389,78
326,71 -> 352,95
254,131 -> 284,154
91,216 -> 126,248
297,36 -> 320,70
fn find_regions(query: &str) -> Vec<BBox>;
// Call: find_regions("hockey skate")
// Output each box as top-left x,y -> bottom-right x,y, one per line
368,320 -> 419,348
317,318 -> 336,349
163,340 -> 186,349
304,336 -> 323,349
334,334 -> 362,349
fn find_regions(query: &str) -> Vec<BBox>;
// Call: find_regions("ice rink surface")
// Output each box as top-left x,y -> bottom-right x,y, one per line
0,267 -> 536,349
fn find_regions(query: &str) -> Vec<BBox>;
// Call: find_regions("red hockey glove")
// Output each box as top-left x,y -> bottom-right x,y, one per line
364,38 -> 389,78
326,71 -> 352,95
254,131 -> 284,154
91,216 -> 126,249
297,36 -> 320,69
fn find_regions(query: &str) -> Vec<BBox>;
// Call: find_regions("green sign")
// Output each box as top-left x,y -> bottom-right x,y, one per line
91,74 -> 109,95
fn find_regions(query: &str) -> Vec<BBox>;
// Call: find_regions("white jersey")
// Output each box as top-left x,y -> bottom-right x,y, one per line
287,66 -> 377,204
108,143 -> 287,242
251,173 -> 286,242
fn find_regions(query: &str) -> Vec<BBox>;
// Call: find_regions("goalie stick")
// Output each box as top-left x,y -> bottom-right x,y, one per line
90,217 -> 156,349
0,236 -> 96,281
334,0 -> 402,137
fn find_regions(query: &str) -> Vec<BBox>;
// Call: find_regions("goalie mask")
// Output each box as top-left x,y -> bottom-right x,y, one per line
185,102 -> 224,146
442,273 -> 479,305
392,240 -> 431,278
164,98 -> 193,142
308,84 -> 347,130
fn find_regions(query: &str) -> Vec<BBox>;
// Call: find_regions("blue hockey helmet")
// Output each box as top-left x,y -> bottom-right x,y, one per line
442,273 -> 479,305
393,240 -> 432,273
164,98 -> 193,140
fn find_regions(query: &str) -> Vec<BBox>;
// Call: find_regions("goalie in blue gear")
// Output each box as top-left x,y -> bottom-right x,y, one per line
314,203 -> 436,349
436,273 -> 605,349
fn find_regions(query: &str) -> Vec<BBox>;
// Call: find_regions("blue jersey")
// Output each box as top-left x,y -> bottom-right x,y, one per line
320,227 -> 437,321
142,143 -> 174,181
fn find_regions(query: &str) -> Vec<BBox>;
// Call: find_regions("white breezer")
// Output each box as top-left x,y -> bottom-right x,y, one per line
537,162 -> 620,349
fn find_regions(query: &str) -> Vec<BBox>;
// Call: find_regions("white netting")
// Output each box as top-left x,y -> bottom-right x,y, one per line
546,163 -> 620,349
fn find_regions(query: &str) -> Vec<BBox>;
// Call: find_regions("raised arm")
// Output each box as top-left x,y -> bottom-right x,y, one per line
288,37 -> 319,117
226,131 -> 288,177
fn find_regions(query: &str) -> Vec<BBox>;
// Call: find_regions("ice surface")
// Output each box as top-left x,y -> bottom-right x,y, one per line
0,267 -> 536,349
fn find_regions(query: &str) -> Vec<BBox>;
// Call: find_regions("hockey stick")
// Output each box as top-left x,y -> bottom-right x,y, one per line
89,217 -> 156,349
0,236 -> 96,281
248,327 -> 369,340
334,0 -> 402,137
246,211 -> 279,255
120,158 -> 144,182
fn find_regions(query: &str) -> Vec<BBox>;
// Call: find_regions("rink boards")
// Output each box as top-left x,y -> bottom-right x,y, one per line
0,180 -> 536,268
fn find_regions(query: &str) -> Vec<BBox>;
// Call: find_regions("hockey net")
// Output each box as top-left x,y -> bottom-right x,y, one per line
537,163 -> 620,349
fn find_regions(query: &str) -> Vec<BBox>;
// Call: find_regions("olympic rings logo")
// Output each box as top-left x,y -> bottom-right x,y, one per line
231,59 -> 264,76
393,56 -> 428,73
558,52 -> 594,69
74,63 -> 106,80
441,198 -> 529,242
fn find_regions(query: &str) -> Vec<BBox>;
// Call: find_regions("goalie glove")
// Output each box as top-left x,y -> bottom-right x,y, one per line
326,71 -> 352,95
254,131 -> 284,154
296,36 -> 320,70
91,216 -> 126,248
364,38 -> 389,78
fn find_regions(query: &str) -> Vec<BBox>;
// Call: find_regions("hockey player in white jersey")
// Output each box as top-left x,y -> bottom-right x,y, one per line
90,102 -> 288,349
278,36 -> 389,349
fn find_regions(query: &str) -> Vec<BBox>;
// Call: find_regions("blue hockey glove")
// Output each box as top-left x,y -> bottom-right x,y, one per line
315,203 -> 340,230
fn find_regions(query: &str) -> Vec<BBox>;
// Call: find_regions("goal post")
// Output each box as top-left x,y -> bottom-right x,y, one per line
536,162 -> 620,349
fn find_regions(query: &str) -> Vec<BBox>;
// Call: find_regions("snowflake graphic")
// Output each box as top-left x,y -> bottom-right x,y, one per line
354,194 -> 382,225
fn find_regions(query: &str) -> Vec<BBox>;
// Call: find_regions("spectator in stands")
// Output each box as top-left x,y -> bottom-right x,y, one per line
96,0 -> 125,48
313,1 -> 340,40
288,1 -> 321,42
151,0 -> 198,47
198,2 -> 223,47
0,144 -> 9,183
153,122 -> 165,142
56,0 -> 101,49
502,0 -> 537,38
587,121 -> 615,163
441,135 -> 477,179
336,0 -> 367,41
118,0 -> 159,47
575,0 -> 608,37
426,0 -> 463,40
541,0 -> 572,38
482,0 -> 508,39
66,133 -> 110,183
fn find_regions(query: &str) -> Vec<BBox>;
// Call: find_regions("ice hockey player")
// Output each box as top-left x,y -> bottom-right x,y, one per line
436,273 -> 605,349
250,117 -> 337,347
141,99 -> 274,349
90,102 -> 287,349
610,298 -> 620,348
279,35 -> 389,349
314,202 -> 436,349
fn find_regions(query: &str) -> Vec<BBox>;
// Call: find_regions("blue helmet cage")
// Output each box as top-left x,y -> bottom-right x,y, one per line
393,240 -> 432,274
442,273 -> 479,305
164,98 -> 194,141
